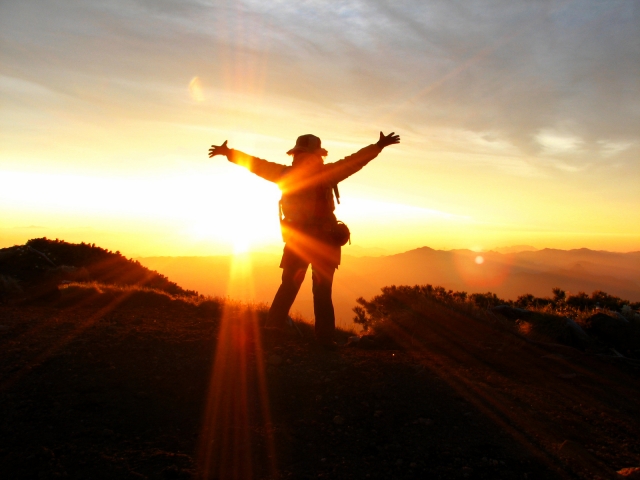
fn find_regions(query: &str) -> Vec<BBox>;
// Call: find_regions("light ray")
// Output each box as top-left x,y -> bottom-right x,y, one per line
0,286 -> 136,392
197,251 -> 277,478
370,289 -> 633,476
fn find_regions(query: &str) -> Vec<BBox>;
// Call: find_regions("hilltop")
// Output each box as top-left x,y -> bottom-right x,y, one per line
1,240 -> 640,479
0,238 -> 197,301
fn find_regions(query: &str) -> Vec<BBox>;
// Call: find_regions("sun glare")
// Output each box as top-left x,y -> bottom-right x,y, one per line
0,167 -> 282,255
186,169 -> 281,253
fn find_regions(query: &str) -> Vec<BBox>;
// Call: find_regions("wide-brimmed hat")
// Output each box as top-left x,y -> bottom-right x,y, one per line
286,134 -> 328,156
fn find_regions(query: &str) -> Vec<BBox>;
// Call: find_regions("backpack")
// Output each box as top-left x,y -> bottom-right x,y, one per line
278,180 -> 350,245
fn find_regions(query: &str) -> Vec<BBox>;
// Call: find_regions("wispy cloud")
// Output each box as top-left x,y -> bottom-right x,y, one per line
3,1 -> 637,149
535,130 -> 585,155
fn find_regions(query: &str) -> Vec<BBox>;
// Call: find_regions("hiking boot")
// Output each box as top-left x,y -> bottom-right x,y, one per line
285,315 -> 302,333
264,315 -> 303,338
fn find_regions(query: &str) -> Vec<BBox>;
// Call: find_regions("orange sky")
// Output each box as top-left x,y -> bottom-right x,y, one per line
1,1 -> 639,256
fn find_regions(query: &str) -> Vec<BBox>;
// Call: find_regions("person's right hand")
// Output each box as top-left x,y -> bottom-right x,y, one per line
208,140 -> 231,158
376,131 -> 400,149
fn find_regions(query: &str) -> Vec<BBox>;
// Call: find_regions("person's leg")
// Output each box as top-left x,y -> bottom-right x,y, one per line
311,264 -> 336,343
266,266 -> 307,329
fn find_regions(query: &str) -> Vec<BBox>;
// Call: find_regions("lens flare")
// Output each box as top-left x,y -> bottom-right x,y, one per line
453,251 -> 512,289
189,76 -> 205,102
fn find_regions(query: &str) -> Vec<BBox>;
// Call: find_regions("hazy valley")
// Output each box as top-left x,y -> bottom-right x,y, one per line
138,246 -> 640,329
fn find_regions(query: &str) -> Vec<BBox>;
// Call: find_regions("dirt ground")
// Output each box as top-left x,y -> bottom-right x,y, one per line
1,293 -> 639,479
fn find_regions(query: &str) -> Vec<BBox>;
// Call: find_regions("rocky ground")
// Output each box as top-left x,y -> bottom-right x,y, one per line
1,287 -> 640,479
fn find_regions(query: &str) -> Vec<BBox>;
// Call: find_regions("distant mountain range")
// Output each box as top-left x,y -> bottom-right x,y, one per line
4,239 -> 637,327
138,246 -> 640,328
491,245 -> 538,254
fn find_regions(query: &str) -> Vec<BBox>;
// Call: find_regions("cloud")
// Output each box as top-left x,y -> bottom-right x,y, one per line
598,140 -> 634,158
1,0 -> 638,160
535,130 -> 584,155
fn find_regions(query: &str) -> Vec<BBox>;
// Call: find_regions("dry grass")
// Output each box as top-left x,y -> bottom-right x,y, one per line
55,281 -> 358,340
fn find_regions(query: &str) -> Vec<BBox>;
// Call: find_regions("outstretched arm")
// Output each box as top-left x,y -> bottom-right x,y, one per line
208,140 -> 286,183
322,131 -> 401,184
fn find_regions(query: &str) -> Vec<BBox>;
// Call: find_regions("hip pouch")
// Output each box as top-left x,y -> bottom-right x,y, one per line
279,217 -> 350,246
330,221 -> 351,246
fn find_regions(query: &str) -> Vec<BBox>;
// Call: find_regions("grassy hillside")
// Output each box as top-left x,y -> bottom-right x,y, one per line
0,238 -> 197,300
2,282 -> 640,479
2,239 -> 640,478
354,284 -> 640,359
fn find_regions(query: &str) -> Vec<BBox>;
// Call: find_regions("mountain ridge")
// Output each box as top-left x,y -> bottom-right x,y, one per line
137,245 -> 640,328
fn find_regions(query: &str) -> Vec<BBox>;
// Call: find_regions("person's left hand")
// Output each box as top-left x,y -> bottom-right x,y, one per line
208,140 -> 231,158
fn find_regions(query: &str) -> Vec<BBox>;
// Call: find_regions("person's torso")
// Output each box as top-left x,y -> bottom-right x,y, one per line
278,165 -> 336,226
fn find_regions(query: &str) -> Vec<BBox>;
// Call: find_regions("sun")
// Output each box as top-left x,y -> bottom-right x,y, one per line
184,169 -> 282,252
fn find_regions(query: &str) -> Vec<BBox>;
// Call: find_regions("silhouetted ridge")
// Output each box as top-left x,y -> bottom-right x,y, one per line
0,238 -> 197,297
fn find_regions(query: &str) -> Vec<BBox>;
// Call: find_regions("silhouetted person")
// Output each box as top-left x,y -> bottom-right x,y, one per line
209,132 -> 400,348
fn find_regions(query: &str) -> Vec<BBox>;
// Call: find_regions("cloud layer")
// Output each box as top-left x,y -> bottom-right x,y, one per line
2,1 -> 638,146
1,0 -> 639,252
